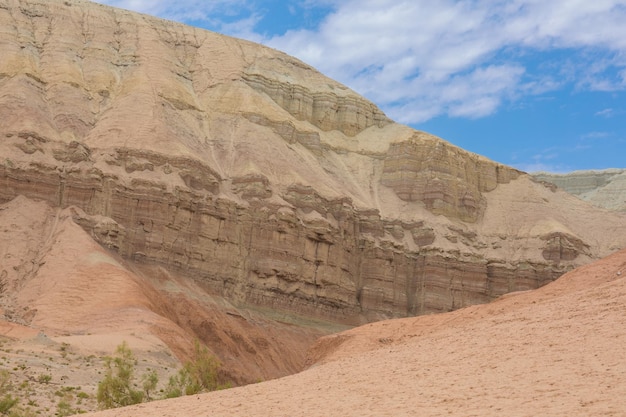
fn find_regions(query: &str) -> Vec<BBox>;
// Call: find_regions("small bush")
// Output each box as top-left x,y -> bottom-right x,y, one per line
142,371 -> 158,401
0,370 -> 18,415
163,340 -> 229,398
56,398 -> 74,417
0,394 -> 18,415
96,342 -> 143,409
36,374 -> 51,385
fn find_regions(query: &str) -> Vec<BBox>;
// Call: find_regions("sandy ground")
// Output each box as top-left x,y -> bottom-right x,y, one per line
0,326 -> 178,415
84,248 -> 626,417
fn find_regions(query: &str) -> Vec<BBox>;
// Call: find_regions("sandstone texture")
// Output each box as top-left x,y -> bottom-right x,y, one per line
533,169 -> 626,212
1,0 -> 626,331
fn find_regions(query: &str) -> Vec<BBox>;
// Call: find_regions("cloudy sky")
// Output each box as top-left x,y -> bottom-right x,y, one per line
93,0 -> 626,173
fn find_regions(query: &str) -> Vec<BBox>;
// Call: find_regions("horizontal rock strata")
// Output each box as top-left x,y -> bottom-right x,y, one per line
381,134 -> 521,222
0,0 -> 624,328
0,147 -> 575,323
243,74 -> 391,137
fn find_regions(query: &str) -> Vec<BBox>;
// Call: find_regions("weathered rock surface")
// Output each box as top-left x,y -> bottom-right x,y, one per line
1,0 -> 626,332
533,169 -> 626,212
381,133 -> 520,222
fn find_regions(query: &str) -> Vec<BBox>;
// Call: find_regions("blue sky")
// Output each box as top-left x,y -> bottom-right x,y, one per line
93,0 -> 626,173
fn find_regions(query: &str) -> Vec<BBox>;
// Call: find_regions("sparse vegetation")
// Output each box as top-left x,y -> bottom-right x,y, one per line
36,374 -> 51,385
59,343 -> 69,359
163,340 -> 230,398
0,370 -> 18,415
0,395 -> 18,415
56,397 -> 74,417
96,342 -> 144,409
0,358 -> 83,416
0,334 -> 228,415
96,340 -> 230,409
141,370 -> 159,402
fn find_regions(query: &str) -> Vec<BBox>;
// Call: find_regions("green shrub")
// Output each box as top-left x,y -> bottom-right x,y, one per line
36,374 -> 51,385
0,370 -> 18,415
141,370 -> 158,401
0,394 -> 18,415
96,342 -> 144,409
163,340 -> 229,398
97,340 -> 228,407
56,398 -> 74,417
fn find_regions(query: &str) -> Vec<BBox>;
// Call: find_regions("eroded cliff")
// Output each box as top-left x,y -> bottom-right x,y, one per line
1,0 -> 626,328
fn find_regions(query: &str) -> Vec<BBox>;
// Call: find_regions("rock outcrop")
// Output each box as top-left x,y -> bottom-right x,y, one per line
1,0 -> 626,329
533,169 -> 626,212
381,133 -> 521,222
242,74 -> 391,137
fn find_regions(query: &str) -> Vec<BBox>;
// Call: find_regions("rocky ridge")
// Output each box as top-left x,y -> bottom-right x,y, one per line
533,169 -> 626,212
0,0 -> 625,331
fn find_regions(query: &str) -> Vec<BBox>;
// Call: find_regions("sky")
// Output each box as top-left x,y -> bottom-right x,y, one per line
92,0 -> 626,173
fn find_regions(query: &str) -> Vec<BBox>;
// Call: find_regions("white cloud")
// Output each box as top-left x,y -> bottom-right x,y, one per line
265,0 -> 626,124
595,108 -> 615,118
582,131 -> 611,140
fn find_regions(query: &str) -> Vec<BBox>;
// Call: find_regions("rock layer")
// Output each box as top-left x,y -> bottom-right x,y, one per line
1,0 -> 625,327
381,133 -> 521,222
533,169 -> 626,212
243,74 -> 391,137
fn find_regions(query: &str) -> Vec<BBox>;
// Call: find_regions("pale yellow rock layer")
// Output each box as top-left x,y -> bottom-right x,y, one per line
534,169 -> 626,212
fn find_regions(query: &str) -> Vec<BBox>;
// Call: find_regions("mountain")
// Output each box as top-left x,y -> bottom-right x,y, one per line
2,0 -> 625,324
1,0 -> 626,409
533,169 -> 626,212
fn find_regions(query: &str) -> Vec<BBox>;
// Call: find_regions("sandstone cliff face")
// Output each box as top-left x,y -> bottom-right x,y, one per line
1,0 -> 626,327
381,133 -> 521,222
533,169 -> 626,212
0,196 -> 326,385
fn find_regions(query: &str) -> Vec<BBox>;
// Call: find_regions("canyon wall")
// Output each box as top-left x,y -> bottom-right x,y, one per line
1,0 -> 625,326
0,139 -> 613,324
